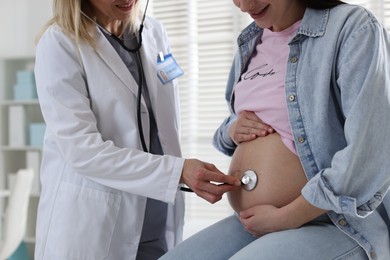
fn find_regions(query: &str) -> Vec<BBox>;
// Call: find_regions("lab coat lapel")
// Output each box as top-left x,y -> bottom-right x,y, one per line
95,28 -> 140,98
139,24 -> 158,109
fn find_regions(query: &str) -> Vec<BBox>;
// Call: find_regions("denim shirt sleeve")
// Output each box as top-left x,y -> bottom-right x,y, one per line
213,23 -> 262,157
301,17 -> 390,218
212,51 -> 239,156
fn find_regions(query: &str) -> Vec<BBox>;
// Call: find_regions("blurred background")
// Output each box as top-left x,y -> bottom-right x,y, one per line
0,0 -> 388,258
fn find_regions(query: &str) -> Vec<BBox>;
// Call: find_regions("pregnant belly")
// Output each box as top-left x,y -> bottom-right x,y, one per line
228,133 -> 307,212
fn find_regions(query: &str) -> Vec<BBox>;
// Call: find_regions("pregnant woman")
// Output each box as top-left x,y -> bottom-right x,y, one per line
226,16 -> 307,212
160,0 -> 390,259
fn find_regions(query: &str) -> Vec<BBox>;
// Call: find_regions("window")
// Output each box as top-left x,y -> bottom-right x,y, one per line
347,0 -> 390,30
150,0 -> 390,238
150,0 -> 248,238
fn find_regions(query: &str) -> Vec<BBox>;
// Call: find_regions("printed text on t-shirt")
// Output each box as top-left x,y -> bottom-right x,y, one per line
244,64 -> 277,80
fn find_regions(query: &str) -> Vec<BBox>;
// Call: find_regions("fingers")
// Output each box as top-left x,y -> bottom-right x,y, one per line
192,190 -> 223,204
197,183 -> 240,204
240,111 -> 273,133
230,111 -> 274,144
239,208 -> 254,219
203,163 -> 241,186
239,214 -> 254,235
238,205 -> 281,237
239,209 -> 263,237
181,159 -> 241,204
189,166 -> 241,202
233,133 -> 258,144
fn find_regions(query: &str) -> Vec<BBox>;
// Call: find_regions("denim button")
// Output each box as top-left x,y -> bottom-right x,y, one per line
288,95 -> 296,102
290,56 -> 298,63
298,137 -> 305,143
370,251 -> 377,259
338,219 -> 347,226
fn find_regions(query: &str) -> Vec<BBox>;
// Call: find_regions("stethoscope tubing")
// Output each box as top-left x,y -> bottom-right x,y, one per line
134,51 -> 148,152
81,2 -> 193,192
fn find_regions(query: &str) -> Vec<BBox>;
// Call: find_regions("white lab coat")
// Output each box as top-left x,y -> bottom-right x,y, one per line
34,17 -> 185,260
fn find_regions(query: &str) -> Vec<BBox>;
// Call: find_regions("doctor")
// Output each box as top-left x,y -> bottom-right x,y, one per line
33,0 -> 241,259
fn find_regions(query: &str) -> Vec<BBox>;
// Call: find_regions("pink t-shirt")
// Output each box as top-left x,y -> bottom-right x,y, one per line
234,21 -> 301,155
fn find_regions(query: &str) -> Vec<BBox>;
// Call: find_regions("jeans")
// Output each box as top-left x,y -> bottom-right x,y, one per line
159,214 -> 368,260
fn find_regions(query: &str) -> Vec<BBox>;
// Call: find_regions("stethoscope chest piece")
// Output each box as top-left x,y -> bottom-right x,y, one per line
241,170 -> 258,191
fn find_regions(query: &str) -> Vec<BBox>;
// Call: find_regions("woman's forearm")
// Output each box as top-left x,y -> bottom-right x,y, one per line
281,195 -> 327,229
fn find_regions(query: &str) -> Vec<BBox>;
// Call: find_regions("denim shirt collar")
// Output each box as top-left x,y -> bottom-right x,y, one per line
235,8 -> 330,76
237,7 -> 330,46
298,8 -> 329,38
237,22 -> 261,47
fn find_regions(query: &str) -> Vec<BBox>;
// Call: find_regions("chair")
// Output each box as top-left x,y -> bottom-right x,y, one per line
0,169 -> 34,260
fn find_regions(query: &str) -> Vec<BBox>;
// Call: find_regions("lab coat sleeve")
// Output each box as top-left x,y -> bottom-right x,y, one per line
301,18 -> 390,217
35,25 -> 184,204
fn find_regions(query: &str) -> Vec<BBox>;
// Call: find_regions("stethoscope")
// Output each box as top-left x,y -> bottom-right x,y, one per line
82,1 -> 195,192
81,3 -> 259,193
182,170 -> 258,193
240,170 -> 258,191
81,0 -> 150,153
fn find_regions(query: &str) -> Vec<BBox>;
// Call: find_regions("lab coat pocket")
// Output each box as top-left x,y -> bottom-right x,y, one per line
45,182 -> 121,260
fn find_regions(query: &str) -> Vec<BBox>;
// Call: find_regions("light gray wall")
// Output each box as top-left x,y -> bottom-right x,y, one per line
0,0 -> 52,57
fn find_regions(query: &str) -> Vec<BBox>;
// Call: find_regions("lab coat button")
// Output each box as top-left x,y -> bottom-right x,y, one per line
338,219 -> 347,226
298,137 -> 305,143
288,95 -> 296,102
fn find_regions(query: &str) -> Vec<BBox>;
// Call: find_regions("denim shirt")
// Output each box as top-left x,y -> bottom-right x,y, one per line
213,5 -> 390,260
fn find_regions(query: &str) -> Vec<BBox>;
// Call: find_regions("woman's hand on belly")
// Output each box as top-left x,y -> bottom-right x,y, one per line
238,195 -> 327,237
239,204 -> 282,237
229,111 -> 274,145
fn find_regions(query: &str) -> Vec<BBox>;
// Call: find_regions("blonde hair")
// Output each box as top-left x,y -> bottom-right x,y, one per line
37,0 -> 142,48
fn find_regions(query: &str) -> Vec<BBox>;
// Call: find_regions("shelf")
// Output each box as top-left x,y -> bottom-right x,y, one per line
1,146 -> 42,151
30,192 -> 41,198
0,190 -> 11,197
0,2 -> 53,255
0,190 -> 40,198
0,55 -> 35,60
1,55 -> 42,259
24,237 -> 36,244
0,100 -> 39,106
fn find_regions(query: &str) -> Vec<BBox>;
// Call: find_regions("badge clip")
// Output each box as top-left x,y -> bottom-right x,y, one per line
157,53 -> 184,84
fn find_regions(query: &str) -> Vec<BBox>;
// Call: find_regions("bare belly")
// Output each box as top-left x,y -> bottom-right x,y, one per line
228,133 -> 307,212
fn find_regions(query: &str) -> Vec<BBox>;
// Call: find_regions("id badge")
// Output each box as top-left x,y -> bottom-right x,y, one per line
157,52 -> 184,84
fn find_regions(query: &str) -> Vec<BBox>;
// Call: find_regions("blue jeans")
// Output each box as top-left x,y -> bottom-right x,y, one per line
159,214 -> 368,260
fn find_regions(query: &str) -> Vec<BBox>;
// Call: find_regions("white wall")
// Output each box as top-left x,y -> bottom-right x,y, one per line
0,0 -> 52,57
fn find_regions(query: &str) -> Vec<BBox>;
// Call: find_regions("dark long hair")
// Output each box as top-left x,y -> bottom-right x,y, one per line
303,0 -> 346,9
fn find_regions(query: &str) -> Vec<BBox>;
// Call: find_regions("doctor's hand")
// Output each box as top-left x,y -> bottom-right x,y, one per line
181,159 -> 241,204
229,111 -> 274,145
